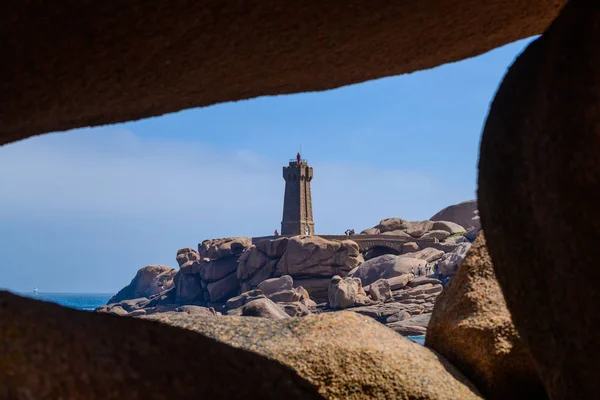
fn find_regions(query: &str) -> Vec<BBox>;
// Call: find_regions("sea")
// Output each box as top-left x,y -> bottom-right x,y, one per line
17,292 -> 426,345
19,292 -> 113,311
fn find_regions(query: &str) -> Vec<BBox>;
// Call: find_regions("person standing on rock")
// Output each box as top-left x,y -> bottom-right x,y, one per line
297,152 -> 301,164
425,264 -> 430,275
305,226 -> 309,236
417,266 -> 422,276
274,229 -> 279,236
410,267 -> 415,276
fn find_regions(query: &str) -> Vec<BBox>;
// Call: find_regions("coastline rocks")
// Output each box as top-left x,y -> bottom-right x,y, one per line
377,218 -> 412,233
108,265 -> 176,304
432,221 -> 466,234
400,247 -> 445,263
199,257 -> 239,282
258,275 -> 293,296
239,236 -> 362,302
155,311 -> 483,399
176,247 -> 201,267
420,229 -> 451,241
328,275 -> 371,309
174,271 -> 204,303
199,237 -> 252,259
206,271 -> 240,303
387,313 -> 431,336
430,199 -> 479,230
277,236 -> 360,277
226,289 -> 266,310
367,278 -> 392,302
242,298 -> 290,320
353,254 -> 426,286
437,242 -> 472,276
387,274 -> 414,290
426,234 -> 546,399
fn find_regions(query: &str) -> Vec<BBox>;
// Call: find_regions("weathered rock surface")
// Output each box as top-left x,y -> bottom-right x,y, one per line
152,311 -> 483,399
353,254 -> 426,286
174,271 -> 204,303
427,234 -> 547,399
387,274 -> 414,290
437,242 -> 471,276
293,278 -> 330,304
226,289 -> 266,310
400,247 -> 445,262
3,1 -> 566,145
279,301 -> 312,317
432,220 -> 466,234
277,236 -> 360,277
109,265 -> 176,304
431,200 -> 480,230
479,6 -> 600,398
387,313 -> 431,336
242,298 -> 290,320
199,257 -> 239,282
199,237 -> 252,260
176,248 -> 201,267
328,275 -> 371,309
258,275 -> 294,296
0,291 -> 323,399
206,272 -> 240,303
420,229 -> 451,241
367,278 -> 392,302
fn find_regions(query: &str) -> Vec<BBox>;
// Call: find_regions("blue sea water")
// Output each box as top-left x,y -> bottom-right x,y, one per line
19,292 -> 113,311
407,335 -> 425,345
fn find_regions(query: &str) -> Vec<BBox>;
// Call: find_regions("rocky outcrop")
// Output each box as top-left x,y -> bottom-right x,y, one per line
176,248 -> 202,267
478,2 -> 599,398
367,278 -> 392,302
199,237 -> 251,259
437,242 -> 471,277
172,237 -> 252,304
430,200 -> 479,230
400,247 -> 445,263
241,298 -> 290,320
149,311 -> 483,399
328,275 -> 371,309
352,254 -> 427,286
0,291 -> 323,399
108,265 -> 176,304
426,234 -> 546,399
239,236 -> 362,302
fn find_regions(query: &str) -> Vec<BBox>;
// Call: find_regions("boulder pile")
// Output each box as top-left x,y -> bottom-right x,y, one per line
238,236 -> 362,303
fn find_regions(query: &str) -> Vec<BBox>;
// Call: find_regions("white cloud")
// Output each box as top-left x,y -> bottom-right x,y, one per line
0,127 -> 469,292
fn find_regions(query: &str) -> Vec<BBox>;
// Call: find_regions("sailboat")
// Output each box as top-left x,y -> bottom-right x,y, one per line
33,286 -> 39,295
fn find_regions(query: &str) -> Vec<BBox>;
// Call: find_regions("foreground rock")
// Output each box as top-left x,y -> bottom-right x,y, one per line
478,2 -> 599,398
426,234 -> 547,399
148,311 -> 483,399
0,291 -> 322,399
108,265 -> 176,304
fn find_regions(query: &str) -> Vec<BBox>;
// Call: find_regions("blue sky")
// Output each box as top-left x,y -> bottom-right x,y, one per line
0,38 -> 535,293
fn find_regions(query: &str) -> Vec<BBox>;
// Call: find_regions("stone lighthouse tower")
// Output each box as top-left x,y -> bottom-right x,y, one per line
281,153 -> 315,235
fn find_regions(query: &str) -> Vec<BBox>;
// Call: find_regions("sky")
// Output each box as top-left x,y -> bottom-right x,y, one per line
0,37 -> 535,294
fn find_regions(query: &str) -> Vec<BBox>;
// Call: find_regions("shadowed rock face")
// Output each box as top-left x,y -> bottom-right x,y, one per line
478,0 -> 600,398
426,234 -> 547,399
1,0 -> 566,144
0,291 -> 323,400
